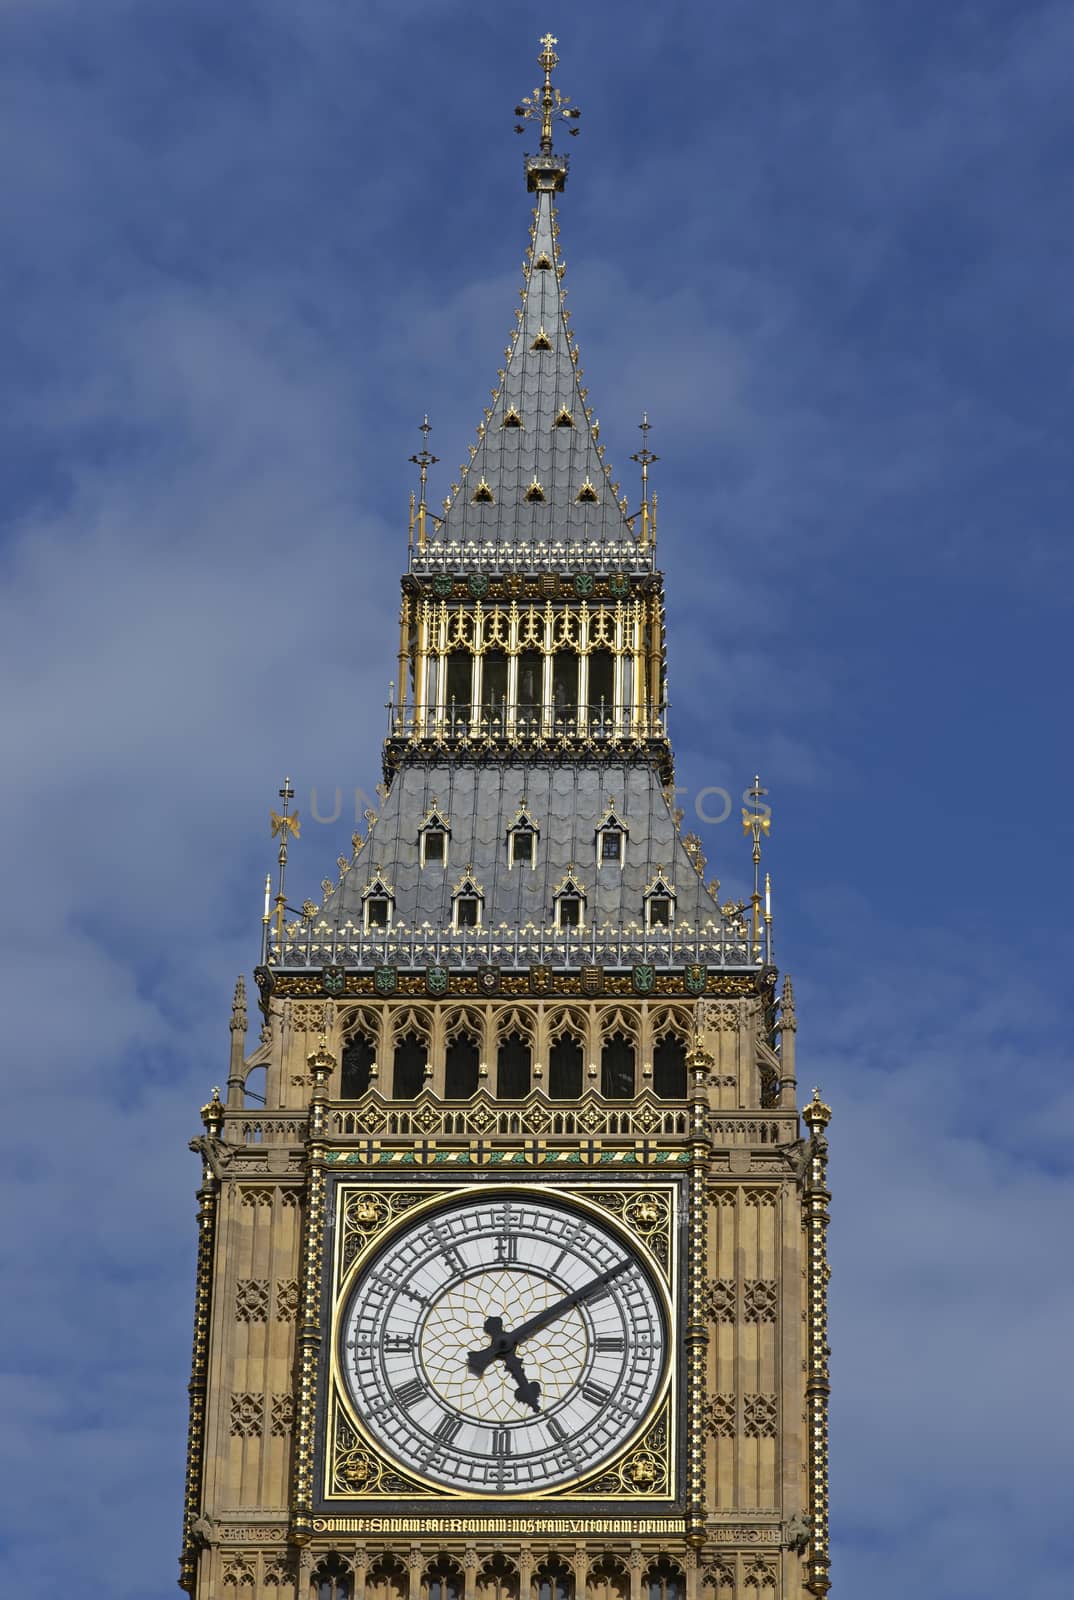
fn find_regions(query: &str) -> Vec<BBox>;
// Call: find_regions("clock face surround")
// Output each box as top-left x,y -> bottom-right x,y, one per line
338,1189 -> 670,1496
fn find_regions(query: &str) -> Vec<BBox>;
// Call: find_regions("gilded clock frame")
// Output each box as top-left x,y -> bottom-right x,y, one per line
316,1174 -> 684,1512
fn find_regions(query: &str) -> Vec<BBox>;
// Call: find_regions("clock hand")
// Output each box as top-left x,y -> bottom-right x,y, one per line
502,1349 -> 542,1412
467,1258 -> 633,1378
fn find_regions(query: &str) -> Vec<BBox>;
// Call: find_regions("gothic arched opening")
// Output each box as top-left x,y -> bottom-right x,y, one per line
535,1559 -> 574,1600
393,1032 -> 427,1099
341,1034 -> 375,1098
645,1560 -> 685,1600
588,647 -> 614,731
314,1553 -> 353,1600
601,1031 -> 635,1099
653,1034 -> 687,1099
497,1030 -> 531,1099
549,1034 -> 583,1099
444,1033 -> 480,1099
425,1558 -> 464,1600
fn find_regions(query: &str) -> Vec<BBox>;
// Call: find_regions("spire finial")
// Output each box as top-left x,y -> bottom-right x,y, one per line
741,775 -> 771,962
409,415 -> 439,551
515,35 -> 581,192
631,414 -> 659,548
269,776 -> 300,942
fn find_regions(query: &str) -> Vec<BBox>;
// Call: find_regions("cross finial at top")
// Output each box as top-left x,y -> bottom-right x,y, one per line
514,33 -> 581,161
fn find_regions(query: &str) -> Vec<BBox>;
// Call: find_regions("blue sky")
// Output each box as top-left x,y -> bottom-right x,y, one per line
1,2 -> 1071,1595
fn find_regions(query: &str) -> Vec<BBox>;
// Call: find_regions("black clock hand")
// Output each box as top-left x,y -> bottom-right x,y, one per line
467,1258 -> 633,1378
502,1348 -> 542,1412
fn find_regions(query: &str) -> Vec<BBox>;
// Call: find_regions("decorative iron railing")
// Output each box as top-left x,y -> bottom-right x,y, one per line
386,701 -> 668,741
410,537 -> 654,575
265,920 -> 761,971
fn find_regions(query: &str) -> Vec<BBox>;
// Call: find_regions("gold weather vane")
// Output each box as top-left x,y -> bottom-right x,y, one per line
631,414 -> 660,548
270,777 -> 300,942
409,415 -> 439,552
741,775 -> 772,963
514,33 -> 582,153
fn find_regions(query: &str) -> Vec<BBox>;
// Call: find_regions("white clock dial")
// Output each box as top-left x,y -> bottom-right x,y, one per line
339,1191 -> 669,1495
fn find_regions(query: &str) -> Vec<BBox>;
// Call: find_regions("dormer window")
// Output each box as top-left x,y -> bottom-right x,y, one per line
643,871 -> 676,931
554,405 -> 575,428
558,895 -> 582,929
601,829 -> 623,864
511,829 -> 534,867
455,896 -> 479,928
502,407 -> 523,428
451,871 -> 485,931
361,873 -> 395,932
648,895 -> 671,928
365,896 -> 390,930
418,805 -> 451,868
552,869 -> 586,931
596,805 -> 628,868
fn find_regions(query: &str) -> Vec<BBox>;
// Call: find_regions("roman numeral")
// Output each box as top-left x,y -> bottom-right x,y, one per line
595,1335 -> 625,1353
495,1235 -> 518,1263
582,1381 -> 611,1406
433,1413 -> 461,1444
384,1334 -> 414,1352
394,1379 -> 425,1408
491,1428 -> 512,1457
546,1417 -> 567,1442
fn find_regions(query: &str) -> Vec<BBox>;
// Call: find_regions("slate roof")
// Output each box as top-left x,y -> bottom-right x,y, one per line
422,186 -> 637,555
325,760 -> 718,936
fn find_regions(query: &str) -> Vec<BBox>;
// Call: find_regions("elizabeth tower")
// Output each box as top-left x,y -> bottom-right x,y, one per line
180,36 -> 833,1600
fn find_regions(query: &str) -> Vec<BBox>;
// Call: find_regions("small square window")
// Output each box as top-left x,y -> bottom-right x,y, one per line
648,896 -> 671,928
366,897 -> 389,929
601,830 -> 622,862
512,831 -> 534,866
424,830 -> 445,864
456,896 -> 480,928
558,896 -> 581,929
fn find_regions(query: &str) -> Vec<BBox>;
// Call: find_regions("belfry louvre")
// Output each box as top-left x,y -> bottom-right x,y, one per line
181,34 -> 833,1600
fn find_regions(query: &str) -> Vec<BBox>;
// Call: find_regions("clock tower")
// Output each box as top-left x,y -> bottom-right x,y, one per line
180,35 -> 833,1600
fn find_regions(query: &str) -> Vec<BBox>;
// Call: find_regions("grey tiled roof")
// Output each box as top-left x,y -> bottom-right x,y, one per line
324,760 -> 718,935
429,188 -> 636,551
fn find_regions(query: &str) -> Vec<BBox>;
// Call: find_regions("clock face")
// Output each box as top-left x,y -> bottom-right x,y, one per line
339,1191 -> 669,1495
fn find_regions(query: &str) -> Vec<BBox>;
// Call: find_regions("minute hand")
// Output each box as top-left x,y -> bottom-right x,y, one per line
468,1259 -> 633,1377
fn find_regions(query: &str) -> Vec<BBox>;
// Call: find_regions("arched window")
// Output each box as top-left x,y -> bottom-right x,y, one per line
482,648 -> 508,733
366,1556 -> 409,1600
314,1554 -> 353,1600
645,1561 -> 684,1600
341,1034 -> 375,1098
425,1560 -> 463,1600
549,1034 -> 583,1099
393,1032 -> 427,1099
535,1560 -> 573,1600
601,1032 -> 635,1099
653,1035 -> 687,1099
517,649 -> 543,732
498,1031 -> 531,1099
477,1555 -> 518,1600
587,1558 -> 628,1600
445,1033 -> 479,1099
587,647 -> 614,732
552,652 -> 578,729
446,650 -> 472,731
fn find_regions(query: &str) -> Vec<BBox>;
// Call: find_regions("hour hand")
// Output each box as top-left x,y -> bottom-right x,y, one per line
503,1350 -> 541,1412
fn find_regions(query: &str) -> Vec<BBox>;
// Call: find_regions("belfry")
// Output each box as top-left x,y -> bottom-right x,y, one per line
180,35 -> 833,1600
